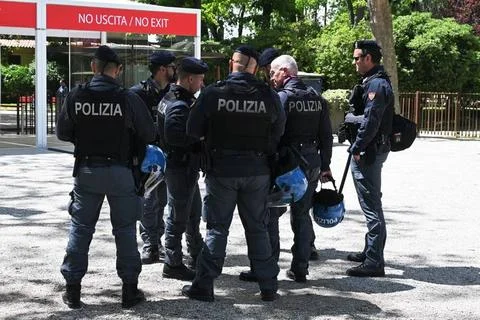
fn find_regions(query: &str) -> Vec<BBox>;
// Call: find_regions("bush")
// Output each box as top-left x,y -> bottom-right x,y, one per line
1,64 -> 34,99
394,12 -> 480,92
323,89 -> 350,113
322,89 -> 350,132
312,13 -> 373,89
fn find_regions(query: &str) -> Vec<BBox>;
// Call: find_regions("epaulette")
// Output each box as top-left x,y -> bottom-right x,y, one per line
140,80 -> 149,92
214,80 -> 226,87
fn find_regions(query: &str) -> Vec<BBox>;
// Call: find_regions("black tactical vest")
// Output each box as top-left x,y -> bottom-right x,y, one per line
157,90 -> 189,151
282,88 -> 323,145
207,82 -> 275,152
72,84 -> 130,161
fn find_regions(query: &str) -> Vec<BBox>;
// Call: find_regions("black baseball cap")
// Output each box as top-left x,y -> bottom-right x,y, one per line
234,45 -> 259,62
149,51 -> 176,66
94,45 -> 121,65
179,57 -> 209,74
258,48 -> 280,67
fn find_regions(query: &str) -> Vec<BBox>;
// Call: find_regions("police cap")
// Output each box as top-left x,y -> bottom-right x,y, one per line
354,40 -> 382,58
234,45 -> 259,62
258,48 -> 280,67
149,51 -> 176,66
94,45 -> 121,65
179,57 -> 209,74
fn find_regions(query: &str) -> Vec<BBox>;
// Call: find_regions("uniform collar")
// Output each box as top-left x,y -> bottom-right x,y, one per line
283,77 -> 307,90
227,72 -> 257,82
170,83 -> 195,100
362,65 -> 383,80
91,74 -> 118,85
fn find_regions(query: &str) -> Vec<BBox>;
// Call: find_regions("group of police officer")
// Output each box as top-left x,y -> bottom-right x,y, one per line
57,38 -> 393,308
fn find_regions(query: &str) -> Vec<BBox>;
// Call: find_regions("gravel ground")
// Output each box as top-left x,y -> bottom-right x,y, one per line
0,137 -> 479,320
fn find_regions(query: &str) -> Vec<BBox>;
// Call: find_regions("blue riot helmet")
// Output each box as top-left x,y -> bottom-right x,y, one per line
267,166 -> 308,207
141,145 -> 166,196
311,178 -> 345,228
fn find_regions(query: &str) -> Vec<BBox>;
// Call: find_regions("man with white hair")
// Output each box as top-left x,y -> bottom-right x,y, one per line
268,54 -> 333,282
182,45 -> 286,302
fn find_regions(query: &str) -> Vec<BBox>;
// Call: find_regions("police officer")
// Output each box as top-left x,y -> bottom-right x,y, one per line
269,54 -> 333,282
258,47 -> 280,86
344,40 -> 394,277
158,57 -> 208,280
57,45 -> 155,308
258,48 -> 321,262
182,45 -> 286,302
131,51 -> 176,264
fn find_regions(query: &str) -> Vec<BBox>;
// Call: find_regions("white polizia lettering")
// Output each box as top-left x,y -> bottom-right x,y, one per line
75,102 -> 123,116
288,100 -> 323,113
217,99 -> 267,113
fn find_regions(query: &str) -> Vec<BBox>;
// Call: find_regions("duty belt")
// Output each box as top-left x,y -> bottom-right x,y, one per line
211,149 -> 266,157
79,155 -> 130,167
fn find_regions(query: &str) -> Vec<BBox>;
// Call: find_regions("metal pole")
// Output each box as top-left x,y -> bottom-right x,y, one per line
35,0 -> 47,148
194,9 -> 201,58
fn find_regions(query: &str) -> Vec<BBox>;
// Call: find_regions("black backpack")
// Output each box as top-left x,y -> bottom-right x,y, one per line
390,114 -> 417,152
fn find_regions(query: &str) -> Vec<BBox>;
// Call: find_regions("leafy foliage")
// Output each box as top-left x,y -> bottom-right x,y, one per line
132,1 -> 480,92
312,13 -> 372,89
322,89 -> 350,112
1,64 -> 33,97
448,0 -> 480,35
394,12 -> 480,92
1,61 -> 63,100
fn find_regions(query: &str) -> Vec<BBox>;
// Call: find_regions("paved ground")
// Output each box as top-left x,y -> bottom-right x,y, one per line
0,138 -> 479,319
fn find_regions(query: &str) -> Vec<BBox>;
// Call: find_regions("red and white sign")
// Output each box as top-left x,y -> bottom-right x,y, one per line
0,1 -> 36,28
47,4 -> 197,36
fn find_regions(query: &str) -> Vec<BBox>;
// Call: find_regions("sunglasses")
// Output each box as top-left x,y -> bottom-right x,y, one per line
353,55 -> 365,61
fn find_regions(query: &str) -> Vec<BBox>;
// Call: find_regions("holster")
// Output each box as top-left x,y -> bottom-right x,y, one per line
199,142 -> 211,175
72,157 -> 80,177
363,142 -> 377,166
131,156 -> 148,196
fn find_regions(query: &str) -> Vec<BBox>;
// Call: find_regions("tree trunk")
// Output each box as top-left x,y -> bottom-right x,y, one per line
346,0 -> 355,26
367,0 -> 400,112
238,5 -> 246,37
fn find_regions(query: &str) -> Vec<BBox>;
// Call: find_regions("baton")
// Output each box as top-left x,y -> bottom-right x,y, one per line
339,152 -> 352,194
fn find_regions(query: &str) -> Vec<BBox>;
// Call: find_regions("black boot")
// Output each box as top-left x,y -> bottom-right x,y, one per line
182,285 -> 214,302
286,269 -> 307,283
62,284 -> 81,309
163,263 -> 195,281
346,263 -> 385,277
260,289 -> 278,301
141,245 -> 160,264
239,270 -> 258,282
309,244 -> 319,261
347,252 -> 366,262
186,255 -> 197,270
121,283 -> 146,308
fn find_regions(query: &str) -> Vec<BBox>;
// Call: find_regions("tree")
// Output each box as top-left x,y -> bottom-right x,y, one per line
367,0 -> 400,112
448,0 -> 480,35
313,13 -> 373,89
394,12 -> 480,92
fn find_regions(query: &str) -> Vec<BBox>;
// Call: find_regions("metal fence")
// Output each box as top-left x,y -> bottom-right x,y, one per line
16,96 -> 57,134
6,92 -> 480,140
399,92 -> 480,139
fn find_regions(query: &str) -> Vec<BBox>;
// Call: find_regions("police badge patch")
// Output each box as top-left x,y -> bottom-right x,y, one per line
368,92 -> 376,100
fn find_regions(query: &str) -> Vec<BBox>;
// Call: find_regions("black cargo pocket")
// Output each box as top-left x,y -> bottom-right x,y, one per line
67,190 -> 75,216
